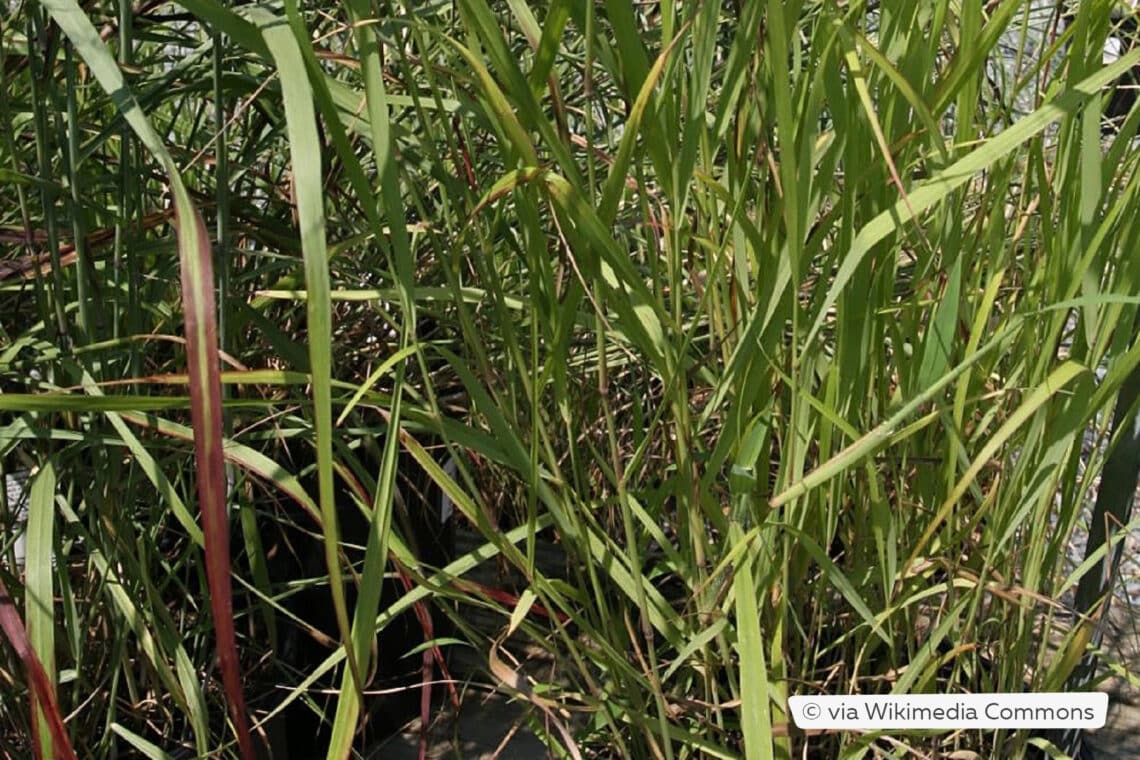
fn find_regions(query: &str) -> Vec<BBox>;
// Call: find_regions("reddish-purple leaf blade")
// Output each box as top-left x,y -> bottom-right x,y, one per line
33,2 -> 255,755
177,204 -> 256,760
0,578 -> 78,760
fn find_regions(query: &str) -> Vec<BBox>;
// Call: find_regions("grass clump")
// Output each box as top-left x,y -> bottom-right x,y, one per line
2,0 -> 1140,758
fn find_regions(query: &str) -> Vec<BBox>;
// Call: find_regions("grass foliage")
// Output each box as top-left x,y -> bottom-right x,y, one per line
2,0 -> 1140,757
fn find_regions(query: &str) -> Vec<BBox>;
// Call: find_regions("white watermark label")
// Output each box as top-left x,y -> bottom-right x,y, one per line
789,693 -> 1108,729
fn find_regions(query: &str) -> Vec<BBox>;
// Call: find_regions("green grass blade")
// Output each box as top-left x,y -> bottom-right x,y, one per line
731,524 -> 774,760
109,724 -> 175,760
25,461 -> 58,760
597,24 -> 687,224
249,9 -> 359,711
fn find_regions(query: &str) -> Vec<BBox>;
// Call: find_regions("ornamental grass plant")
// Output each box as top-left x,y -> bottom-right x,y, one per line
2,1 -> 1140,758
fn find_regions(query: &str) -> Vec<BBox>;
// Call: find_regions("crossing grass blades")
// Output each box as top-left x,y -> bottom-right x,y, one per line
245,429 -> 456,759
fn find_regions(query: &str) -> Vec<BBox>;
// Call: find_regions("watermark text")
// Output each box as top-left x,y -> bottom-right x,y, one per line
789,693 -> 1107,729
